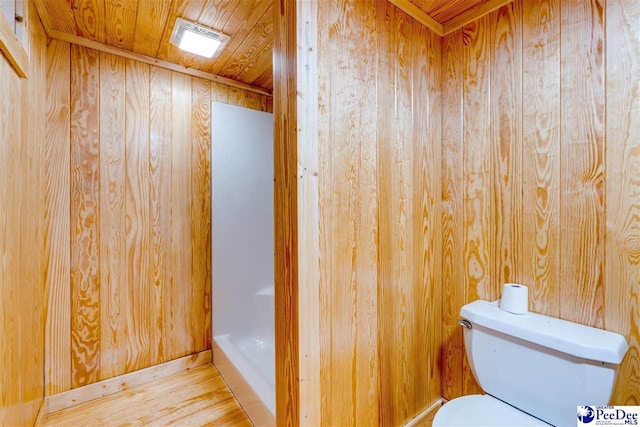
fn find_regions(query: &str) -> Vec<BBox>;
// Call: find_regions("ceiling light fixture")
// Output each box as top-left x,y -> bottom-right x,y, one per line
170,18 -> 230,58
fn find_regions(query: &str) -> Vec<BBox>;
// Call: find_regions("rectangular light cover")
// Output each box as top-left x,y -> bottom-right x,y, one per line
170,18 -> 229,58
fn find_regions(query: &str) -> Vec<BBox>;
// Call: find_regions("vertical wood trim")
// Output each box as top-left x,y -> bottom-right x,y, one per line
2,54 -> 21,424
0,57 -> 6,426
522,0 -> 561,317
440,29 -> 464,401
274,0 -> 301,424
149,65 -> 173,365
98,51 -> 127,380
45,39 -> 72,396
295,0 -> 321,425
559,0 -> 605,328
70,45 -> 101,388
605,0 -> 640,404
124,59 -> 152,371
191,76 -> 212,352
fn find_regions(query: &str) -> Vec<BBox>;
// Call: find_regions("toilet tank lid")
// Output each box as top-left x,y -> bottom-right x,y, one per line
460,300 -> 628,364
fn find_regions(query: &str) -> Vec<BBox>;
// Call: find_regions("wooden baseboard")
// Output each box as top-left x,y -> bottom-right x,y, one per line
33,399 -> 47,427
404,398 -> 445,427
43,350 -> 212,415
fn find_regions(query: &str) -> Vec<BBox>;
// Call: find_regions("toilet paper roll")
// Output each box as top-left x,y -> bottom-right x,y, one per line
500,283 -> 529,315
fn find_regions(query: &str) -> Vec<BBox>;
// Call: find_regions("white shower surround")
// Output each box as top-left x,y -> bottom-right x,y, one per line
211,102 -> 275,425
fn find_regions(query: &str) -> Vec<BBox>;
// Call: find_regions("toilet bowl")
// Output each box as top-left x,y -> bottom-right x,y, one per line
433,300 -> 628,427
434,395 -> 546,426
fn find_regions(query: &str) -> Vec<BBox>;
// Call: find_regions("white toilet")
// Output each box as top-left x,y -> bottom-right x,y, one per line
433,300 -> 629,427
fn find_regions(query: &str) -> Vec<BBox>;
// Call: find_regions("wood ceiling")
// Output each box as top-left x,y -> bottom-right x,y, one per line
34,0 -> 273,91
410,0 -> 494,24
33,0 -> 511,94
390,0 -> 513,35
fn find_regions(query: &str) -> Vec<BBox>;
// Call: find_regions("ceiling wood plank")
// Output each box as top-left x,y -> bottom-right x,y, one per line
422,0 -> 492,24
206,0 -> 271,75
72,0 -> 106,43
131,0 -> 173,56
213,5 -> 273,78
251,66 -> 273,90
33,0 -> 76,35
442,0 -> 515,34
105,0 -> 138,50
234,34 -> 273,85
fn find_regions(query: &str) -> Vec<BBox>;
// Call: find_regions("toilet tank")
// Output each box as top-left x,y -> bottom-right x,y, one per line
461,300 -> 628,427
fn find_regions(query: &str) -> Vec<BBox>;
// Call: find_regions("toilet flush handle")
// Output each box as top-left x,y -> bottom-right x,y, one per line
458,319 -> 473,329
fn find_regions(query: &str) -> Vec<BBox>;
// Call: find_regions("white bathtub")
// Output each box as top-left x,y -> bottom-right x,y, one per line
213,333 -> 274,425
211,103 -> 275,426
213,287 -> 274,425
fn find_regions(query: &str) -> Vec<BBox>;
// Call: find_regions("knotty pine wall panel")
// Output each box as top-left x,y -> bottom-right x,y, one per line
275,1 -> 442,425
605,0 -> 640,405
45,44 -> 273,394
320,1 -> 443,423
441,0 -> 640,404
0,1 -> 49,425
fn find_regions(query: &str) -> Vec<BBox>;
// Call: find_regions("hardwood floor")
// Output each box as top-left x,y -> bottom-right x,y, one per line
39,364 -> 252,426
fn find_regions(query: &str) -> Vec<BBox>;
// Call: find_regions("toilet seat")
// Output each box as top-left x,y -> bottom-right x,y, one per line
433,394 -> 549,427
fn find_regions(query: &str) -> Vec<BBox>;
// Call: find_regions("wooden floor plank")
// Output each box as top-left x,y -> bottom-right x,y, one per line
41,364 -> 251,427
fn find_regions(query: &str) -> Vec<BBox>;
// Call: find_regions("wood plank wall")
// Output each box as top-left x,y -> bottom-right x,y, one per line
45,43 -> 273,395
275,1 -> 442,425
0,1 -> 48,425
441,0 -> 640,404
